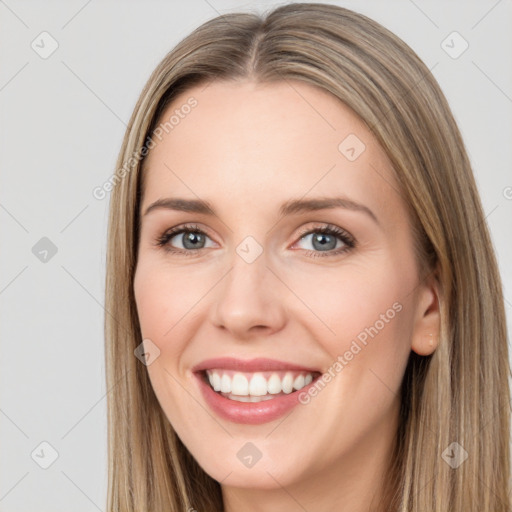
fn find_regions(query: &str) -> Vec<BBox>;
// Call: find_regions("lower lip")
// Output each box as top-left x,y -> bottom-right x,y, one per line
195,372 -> 316,425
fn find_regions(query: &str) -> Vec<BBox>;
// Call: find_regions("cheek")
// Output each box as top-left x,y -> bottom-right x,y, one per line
133,263 -> 199,420
134,266 -> 187,379
287,261 -> 404,331
284,259 -> 415,378
134,261 -> 204,344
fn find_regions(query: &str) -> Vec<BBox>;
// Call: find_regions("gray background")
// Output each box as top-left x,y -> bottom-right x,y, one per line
1,1 -> 511,510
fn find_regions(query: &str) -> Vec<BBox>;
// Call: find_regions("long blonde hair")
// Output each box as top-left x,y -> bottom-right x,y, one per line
104,3 -> 511,510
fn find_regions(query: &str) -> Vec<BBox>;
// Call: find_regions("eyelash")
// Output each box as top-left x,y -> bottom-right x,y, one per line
154,223 -> 356,258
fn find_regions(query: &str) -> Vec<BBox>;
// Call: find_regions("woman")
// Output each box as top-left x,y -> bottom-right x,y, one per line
104,3 -> 511,511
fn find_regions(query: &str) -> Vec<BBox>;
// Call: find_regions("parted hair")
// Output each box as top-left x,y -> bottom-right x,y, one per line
104,3 -> 511,511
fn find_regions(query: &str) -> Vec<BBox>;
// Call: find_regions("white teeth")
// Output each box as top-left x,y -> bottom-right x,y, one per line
225,393 -> 276,402
220,374 -> 231,393
212,372 -> 221,391
231,373 -> 249,395
293,374 -> 305,390
282,373 -> 294,394
249,373 -> 268,396
205,369 -> 316,398
267,373 -> 282,394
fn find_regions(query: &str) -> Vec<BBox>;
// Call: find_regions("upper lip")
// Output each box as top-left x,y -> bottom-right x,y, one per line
192,357 -> 320,374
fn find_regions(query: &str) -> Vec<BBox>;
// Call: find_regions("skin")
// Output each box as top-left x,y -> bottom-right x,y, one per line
133,79 -> 440,512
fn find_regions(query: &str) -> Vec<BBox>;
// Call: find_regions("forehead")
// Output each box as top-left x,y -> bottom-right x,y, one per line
141,79 -> 401,223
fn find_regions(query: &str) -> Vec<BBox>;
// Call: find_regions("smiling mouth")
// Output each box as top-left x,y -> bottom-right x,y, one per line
200,369 -> 322,403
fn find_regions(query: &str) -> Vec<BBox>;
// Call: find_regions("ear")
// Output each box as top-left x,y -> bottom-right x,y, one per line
411,270 -> 441,356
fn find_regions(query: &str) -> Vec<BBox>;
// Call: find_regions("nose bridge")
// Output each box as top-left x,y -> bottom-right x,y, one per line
211,240 -> 285,337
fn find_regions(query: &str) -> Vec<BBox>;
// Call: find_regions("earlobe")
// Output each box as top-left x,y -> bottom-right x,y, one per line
413,331 -> 438,356
411,274 -> 441,356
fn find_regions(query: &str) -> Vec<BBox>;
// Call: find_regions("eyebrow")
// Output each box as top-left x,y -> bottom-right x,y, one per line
143,196 -> 379,225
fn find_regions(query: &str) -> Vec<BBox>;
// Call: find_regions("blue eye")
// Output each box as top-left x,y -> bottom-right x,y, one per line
155,224 -> 213,255
293,225 -> 355,258
155,223 -> 355,258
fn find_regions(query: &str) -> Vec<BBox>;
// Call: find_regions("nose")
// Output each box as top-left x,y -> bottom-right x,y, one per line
210,250 -> 287,340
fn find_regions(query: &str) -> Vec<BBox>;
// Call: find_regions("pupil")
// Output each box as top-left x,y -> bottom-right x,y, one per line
183,232 -> 204,249
313,233 -> 335,251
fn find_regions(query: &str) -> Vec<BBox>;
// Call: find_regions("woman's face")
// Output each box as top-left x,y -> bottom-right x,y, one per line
134,80 -> 439,495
